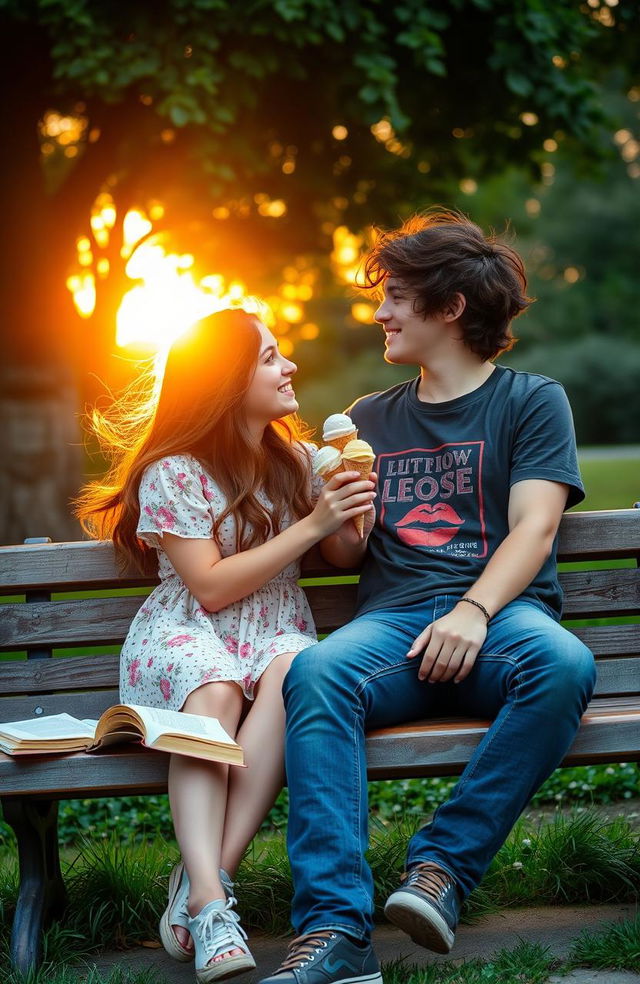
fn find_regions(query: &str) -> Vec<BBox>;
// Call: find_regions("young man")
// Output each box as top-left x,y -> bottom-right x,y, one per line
259,210 -> 596,984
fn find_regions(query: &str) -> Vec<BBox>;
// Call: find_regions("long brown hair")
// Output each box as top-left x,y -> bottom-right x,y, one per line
361,208 -> 532,360
75,309 -> 314,574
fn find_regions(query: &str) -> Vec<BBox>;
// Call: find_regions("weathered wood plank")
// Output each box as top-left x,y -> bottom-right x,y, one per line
0,649 -> 637,701
556,509 -> 640,561
3,569 -> 638,649
0,655 -> 120,695
0,745 -> 169,798
0,586 -> 361,649
591,657 -> 640,698
571,623 -> 640,657
0,690 -> 120,724
1,700 -> 638,796
0,597 -> 149,650
559,568 -> 640,618
0,540 -> 150,592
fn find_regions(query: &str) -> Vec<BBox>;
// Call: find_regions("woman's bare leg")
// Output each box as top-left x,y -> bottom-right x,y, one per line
169,680 -> 243,958
220,651 -> 297,875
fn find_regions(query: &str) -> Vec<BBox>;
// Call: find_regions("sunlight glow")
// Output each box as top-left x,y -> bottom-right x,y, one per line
67,201 -> 317,354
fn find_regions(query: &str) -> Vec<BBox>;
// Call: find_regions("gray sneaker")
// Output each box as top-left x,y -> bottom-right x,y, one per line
384,861 -> 461,954
159,862 -> 236,963
258,931 -> 382,984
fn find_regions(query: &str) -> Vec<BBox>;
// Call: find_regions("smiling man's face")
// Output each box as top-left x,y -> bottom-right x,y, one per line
374,278 -> 449,366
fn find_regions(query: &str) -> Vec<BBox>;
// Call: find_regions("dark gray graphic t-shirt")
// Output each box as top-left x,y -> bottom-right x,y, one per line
347,366 -> 584,619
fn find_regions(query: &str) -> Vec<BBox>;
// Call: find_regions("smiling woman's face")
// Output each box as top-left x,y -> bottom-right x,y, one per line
241,321 -> 299,430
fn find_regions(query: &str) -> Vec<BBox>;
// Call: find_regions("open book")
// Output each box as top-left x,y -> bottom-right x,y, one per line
0,704 -> 244,766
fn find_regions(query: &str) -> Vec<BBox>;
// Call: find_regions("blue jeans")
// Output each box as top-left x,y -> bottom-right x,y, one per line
283,595 -> 596,942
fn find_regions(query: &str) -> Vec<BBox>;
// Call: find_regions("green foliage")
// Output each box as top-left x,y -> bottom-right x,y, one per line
483,812 -> 640,906
0,763 -> 637,849
2,966 -> 165,984
0,0 -> 635,238
579,458 -> 640,512
567,914 -> 640,971
506,337 -> 640,445
2,812 -> 637,963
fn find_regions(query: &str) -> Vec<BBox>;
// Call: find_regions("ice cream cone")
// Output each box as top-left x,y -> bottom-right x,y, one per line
323,414 -> 357,454
313,445 -> 344,483
341,439 -> 375,537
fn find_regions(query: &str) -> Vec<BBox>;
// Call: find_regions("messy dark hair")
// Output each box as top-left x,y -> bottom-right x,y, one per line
361,208 -> 533,360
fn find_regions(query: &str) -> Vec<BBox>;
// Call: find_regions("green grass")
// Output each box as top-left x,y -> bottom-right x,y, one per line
0,815 -> 638,980
577,456 -> 639,511
567,914 -> 640,971
1,967 -> 167,984
2,813 -> 637,958
382,941 -> 556,984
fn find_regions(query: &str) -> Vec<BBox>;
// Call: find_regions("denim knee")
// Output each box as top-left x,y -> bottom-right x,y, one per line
522,632 -> 596,714
283,639 -> 346,711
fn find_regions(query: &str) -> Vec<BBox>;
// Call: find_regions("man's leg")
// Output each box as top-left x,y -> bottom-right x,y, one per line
282,597 -> 450,942
386,600 -> 595,949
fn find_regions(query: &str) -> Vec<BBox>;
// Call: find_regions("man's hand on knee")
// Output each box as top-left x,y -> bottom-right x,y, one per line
406,605 -> 487,684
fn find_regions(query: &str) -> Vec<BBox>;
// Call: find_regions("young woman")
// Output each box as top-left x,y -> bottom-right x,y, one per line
75,308 -> 376,983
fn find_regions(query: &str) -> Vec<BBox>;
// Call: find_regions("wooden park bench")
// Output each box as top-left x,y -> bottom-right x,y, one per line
1,507 -> 639,972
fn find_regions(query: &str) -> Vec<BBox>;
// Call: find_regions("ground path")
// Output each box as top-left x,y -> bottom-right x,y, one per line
85,903 -> 639,983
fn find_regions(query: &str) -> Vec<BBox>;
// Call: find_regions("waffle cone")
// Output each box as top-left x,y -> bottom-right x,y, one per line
353,513 -> 365,537
341,457 -> 374,480
342,456 -> 375,538
326,431 -> 357,454
320,465 -> 345,483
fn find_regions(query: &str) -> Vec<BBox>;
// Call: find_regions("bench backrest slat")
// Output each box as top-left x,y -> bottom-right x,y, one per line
571,623 -> 640,656
0,653 -> 120,694
0,509 -> 638,592
556,509 -> 640,559
2,567 -> 638,652
559,568 -> 640,618
0,653 -> 637,706
0,509 -> 638,728
0,689 -> 121,724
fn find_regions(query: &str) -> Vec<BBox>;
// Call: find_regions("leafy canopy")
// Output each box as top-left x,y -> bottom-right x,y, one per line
2,0 -> 635,242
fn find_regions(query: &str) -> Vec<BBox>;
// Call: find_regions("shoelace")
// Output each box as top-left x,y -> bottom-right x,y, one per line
275,931 -> 335,971
198,900 -> 248,961
401,862 -> 453,902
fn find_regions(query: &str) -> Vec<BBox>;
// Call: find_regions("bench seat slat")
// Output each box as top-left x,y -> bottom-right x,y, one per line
1,698 -> 638,797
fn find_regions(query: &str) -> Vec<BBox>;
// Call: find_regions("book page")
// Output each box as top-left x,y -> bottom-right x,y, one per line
0,713 -> 96,741
127,704 -> 237,747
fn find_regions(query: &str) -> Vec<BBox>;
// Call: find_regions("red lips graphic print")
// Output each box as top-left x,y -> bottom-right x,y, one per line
395,503 -> 465,547
378,442 -> 487,558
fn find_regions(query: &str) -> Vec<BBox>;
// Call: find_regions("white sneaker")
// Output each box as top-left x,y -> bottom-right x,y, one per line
189,897 -> 256,982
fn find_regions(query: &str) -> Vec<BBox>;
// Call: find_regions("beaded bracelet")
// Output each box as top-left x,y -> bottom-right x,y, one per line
460,596 -> 491,623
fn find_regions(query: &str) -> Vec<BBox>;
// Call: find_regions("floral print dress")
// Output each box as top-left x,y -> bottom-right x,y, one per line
119,450 -> 323,709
